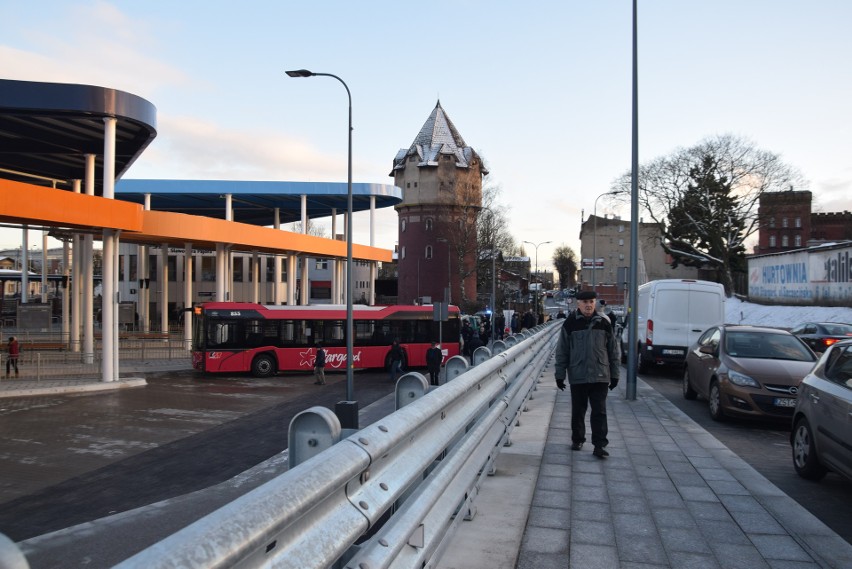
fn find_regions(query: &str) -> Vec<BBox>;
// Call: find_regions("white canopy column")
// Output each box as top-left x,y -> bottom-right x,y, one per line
286,255 -> 297,306
215,243 -> 227,301
300,195 -> 309,305
70,179 -> 81,353
331,208 -> 340,304
184,242 -> 193,350
369,195 -> 377,305
273,208 -> 282,304
82,154 -> 95,365
140,193 -> 151,333
101,116 -> 117,382
160,244 -> 169,335
20,228 -> 28,303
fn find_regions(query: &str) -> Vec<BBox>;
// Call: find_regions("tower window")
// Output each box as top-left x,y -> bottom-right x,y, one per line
795,217 -> 801,228
425,218 -> 433,231
769,217 -> 776,228
401,246 -> 406,259
425,246 -> 433,259
794,235 -> 802,247
782,217 -> 789,228
769,235 -> 776,247
782,235 -> 789,247
401,219 -> 407,232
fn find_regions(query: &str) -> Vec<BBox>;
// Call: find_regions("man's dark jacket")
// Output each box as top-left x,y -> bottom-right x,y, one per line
554,310 -> 620,385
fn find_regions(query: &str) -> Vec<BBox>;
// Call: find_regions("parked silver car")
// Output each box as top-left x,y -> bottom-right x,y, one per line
791,339 -> 852,481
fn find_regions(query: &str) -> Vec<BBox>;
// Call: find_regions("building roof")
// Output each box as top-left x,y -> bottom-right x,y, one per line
0,79 -> 157,195
115,179 -> 402,226
391,101 -> 488,174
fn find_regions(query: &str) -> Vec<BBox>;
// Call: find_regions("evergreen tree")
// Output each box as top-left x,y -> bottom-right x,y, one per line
664,154 -> 746,294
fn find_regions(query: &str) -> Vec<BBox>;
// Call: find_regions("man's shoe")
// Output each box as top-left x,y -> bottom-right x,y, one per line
571,442 -> 583,451
593,446 -> 609,458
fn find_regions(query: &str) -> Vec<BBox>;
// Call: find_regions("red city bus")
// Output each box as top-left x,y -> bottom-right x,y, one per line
191,302 -> 461,377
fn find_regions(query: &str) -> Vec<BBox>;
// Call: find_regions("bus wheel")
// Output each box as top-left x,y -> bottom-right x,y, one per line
251,354 -> 276,378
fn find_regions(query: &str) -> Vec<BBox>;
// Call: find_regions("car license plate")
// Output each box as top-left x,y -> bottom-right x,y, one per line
774,397 -> 797,408
662,349 -> 684,356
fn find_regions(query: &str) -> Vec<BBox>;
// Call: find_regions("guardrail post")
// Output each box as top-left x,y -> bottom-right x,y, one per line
396,372 -> 429,410
471,346 -> 492,366
443,355 -> 469,382
491,339 -> 507,355
288,406 -> 341,469
0,532 -> 29,569
504,335 -> 519,347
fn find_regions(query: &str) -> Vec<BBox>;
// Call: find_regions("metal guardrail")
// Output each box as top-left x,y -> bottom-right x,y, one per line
0,323 -> 558,568
115,323 -> 558,569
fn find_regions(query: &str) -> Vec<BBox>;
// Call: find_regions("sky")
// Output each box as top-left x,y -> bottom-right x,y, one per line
2,1 -> 851,272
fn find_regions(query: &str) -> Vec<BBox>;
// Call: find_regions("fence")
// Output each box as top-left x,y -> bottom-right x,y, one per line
111,322 -> 558,569
1,332 -> 191,381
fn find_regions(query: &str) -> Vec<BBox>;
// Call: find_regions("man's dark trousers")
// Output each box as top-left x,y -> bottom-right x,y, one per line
570,382 -> 609,448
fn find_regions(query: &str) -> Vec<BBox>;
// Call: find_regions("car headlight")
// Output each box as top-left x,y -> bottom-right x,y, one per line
727,370 -> 761,388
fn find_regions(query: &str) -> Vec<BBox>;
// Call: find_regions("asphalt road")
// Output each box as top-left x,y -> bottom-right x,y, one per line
639,364 -> 852,545
0,368 -> 396,542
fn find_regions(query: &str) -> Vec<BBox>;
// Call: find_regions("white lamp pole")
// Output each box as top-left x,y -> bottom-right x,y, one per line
523,240 -> 551,320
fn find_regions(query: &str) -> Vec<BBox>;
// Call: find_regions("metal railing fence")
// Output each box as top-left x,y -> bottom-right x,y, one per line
113,322 -> 558,569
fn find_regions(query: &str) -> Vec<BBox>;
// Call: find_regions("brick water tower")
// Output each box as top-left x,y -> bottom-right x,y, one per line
391,102 -> 487,307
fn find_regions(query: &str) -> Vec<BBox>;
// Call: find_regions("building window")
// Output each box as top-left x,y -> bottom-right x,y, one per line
618,238 -> 624,246
425,246 -> 433,259
414,182 -> 418,188
401,219 -> 407,232
619,253 -> 625,260
315,259 -> 328,270
769,235 -> 776,248
795,217 -> 802,228
781,235 -> 789,247
401,246 -> 406,259
618,225 -> 625,233
794,235 -> 802,247
782,217 -> 789,228
425,218 -> 433,231
233,257 -> 243,282
406,182 -> 410,188
769,217 -> 776,228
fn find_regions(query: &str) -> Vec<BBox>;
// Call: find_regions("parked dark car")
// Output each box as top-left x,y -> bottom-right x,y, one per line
791,339 -> 852,482
682,325 -> 817,421
790,322 -> 852,353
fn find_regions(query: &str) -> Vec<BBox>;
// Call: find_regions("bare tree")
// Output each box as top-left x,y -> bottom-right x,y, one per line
612,134 -> 804,294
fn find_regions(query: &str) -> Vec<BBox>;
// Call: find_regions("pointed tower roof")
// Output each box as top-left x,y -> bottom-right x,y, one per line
392,101 -> 487,174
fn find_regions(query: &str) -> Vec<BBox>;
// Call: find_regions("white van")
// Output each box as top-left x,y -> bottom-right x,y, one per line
631,279 -> 726,372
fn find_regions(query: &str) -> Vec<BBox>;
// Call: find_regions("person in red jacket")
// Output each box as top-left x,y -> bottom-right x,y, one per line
6,336 -> 19,377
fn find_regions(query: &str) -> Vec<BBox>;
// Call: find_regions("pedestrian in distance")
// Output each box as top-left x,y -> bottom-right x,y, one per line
313,342 -> 326,385
426,341 -> 443,386
5,336 -> 19,377
388,339 -> 404,382
510,312 -> 520,334
461,319 -> 474,358
554,290 -> 620,459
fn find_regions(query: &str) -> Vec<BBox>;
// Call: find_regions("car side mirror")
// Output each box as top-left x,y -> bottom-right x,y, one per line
699,344 -> 716,355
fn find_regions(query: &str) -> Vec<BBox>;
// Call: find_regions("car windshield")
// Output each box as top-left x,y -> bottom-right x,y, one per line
823,323 -> 852,335
725,331 -> 815,362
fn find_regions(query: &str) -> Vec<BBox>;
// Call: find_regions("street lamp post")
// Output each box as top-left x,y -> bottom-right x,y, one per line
523,240 -> 551,320
436,237 -> 451,304
286,69 -> 355,407
592,191 -> 620,293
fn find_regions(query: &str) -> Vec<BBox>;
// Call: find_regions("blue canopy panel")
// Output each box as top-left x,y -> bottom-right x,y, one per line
115,179 -> 402,226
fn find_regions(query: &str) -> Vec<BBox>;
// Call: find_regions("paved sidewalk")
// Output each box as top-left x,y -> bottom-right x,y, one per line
0,359 -> 190,398
442,355 -> 852,569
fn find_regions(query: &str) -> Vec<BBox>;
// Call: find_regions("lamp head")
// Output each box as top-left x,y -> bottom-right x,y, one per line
285,69 -> 314,78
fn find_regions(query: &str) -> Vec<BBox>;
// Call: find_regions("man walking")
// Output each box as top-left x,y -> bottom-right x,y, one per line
313,342 -> 326,385
426,341 -> 443,386
5,336 -> 19,377
554,290 -> 620,458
